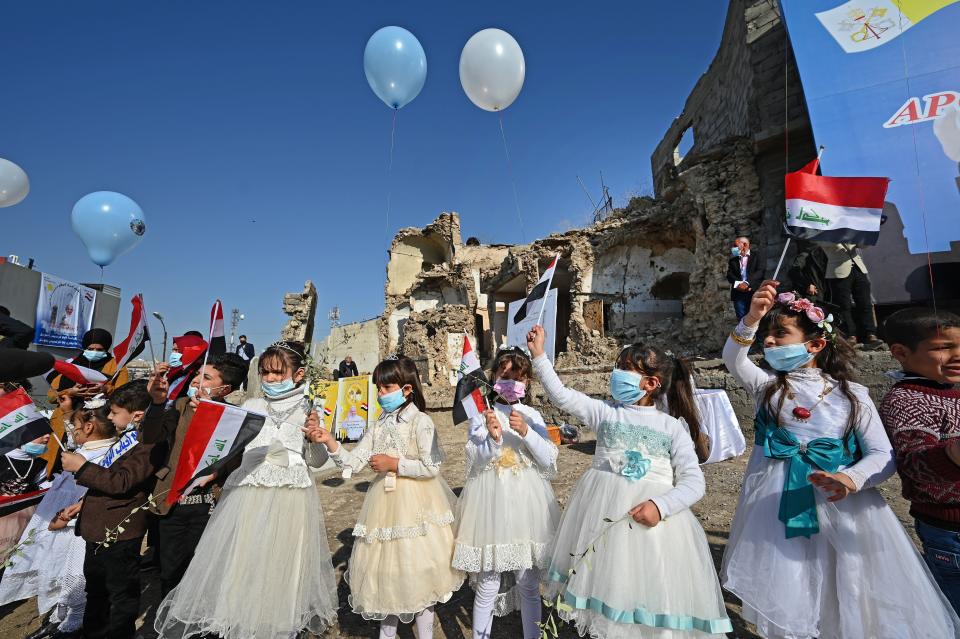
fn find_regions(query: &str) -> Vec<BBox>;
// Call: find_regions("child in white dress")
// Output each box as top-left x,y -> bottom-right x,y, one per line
529,326 -> 731,638
454,346 -> 561,639
155,341 -> 338,639
0,400 -> 121,637
721,281 -> 960,638
308,356 -> 464,639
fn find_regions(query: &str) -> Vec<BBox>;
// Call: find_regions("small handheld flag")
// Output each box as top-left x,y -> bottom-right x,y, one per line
166,401 -> 266,505
513,254 -> 560,326
51,360 -> 108,386
208,301 -> 226,356
0,388 -> 54,456
113,294 -> 150,372
453,335 -> 491,425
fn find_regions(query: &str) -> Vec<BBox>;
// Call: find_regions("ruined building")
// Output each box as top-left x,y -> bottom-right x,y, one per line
366,0 -> 817,409
299,0 -> 821,411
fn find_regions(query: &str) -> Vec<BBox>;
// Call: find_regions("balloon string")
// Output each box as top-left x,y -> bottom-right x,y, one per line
498,113 -> 527,243
385,109 -> 398,250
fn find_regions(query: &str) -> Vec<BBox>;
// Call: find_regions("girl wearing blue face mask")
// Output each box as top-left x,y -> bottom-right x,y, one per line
155,341 -> 339,639
453,347 -> 560,639
721,280 -> 959,638
0,419 -> 51,567
308,356 -> 464,639
527,325 -> 730,638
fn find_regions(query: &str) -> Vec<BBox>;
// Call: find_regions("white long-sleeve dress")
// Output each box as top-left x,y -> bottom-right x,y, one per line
330,402 -> 464,622
721,323 -> 960,638
155,386 -> 339,639
454,401 -> 561,614
0,438 -> 117,632
534,355 -> 731,638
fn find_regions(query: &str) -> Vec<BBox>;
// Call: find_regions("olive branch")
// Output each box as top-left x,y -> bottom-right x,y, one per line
1,528 -> 37,569
98,489 -> 170,550
538,513 -> 634,639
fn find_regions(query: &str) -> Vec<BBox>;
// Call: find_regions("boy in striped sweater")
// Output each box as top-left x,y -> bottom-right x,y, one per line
880,307 -> 960,613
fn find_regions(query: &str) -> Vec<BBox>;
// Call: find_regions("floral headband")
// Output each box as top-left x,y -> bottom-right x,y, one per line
776,292 -> 834,336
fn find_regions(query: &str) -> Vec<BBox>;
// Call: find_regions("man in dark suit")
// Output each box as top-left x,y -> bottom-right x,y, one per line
725,236 -> 765,320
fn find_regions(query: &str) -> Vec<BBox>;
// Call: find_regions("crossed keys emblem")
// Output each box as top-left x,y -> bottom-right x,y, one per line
837,7 -> 897,43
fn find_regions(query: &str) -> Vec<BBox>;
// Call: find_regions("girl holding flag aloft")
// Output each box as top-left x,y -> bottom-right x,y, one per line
307,355 -> 464,639
155,341 -> 338,639
721,280 -> 960,638
453,345 -> 560,639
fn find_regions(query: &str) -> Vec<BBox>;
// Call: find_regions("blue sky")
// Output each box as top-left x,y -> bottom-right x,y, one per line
1,1 -> 727,350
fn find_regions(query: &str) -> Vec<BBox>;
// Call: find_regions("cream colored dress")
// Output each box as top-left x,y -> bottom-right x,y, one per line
331,402 -> 465,622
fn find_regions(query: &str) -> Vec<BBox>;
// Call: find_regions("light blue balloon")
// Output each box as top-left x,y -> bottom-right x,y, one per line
363,26 -> 427,110
70,191 -> 147,267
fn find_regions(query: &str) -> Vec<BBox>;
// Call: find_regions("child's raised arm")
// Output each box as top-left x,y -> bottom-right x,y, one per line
722,279 -> 778,398
528,326 -> 611,430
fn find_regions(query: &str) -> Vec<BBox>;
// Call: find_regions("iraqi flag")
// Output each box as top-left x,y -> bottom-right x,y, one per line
208,300 -> 226,356
453,335 -> 489,425
166,400 -> 266,505
166,335 -> 208,401
0,389 -> 53,456
113,294 -> 150,370
51,360 -> 108,386
513,254 -> 560,324
784,158 -> 890,246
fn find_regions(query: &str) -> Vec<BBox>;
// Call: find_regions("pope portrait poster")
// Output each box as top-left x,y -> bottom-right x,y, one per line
34,273 -> 97,349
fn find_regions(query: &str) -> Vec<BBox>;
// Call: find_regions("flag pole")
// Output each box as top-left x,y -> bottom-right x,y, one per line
772,146 -> 825,281
534,253 -> 561,328
49,429 -> 66,452
142,296 -> 158,373
197,300 -> 220,395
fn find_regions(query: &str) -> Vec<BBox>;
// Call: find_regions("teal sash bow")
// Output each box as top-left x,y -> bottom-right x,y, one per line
754,410 -> 860,539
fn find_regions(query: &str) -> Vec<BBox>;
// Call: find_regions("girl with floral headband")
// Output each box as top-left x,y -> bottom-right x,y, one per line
721,280 -> 959,638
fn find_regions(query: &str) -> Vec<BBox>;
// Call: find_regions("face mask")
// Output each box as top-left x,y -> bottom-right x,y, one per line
763,342 -> 815,372
378,389 -> 407,412
731,247 -> 741,257
22,442 -> 48,457
610,369 -> 648,404
493,379 -> 526,403
187,386 -> 199,399
84,350 -> 108,362
169,352 -> 183,367
261,378 -> 295,398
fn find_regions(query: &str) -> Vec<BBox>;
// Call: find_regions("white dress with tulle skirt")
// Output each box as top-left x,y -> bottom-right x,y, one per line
154,386 -> 339,639
454,401 -> 561,614
330,402 -> 465,623
721,322 -> 960,639
534,355 -> 732,638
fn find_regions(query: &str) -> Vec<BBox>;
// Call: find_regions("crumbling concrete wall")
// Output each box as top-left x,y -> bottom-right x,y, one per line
280,280 -> 318,348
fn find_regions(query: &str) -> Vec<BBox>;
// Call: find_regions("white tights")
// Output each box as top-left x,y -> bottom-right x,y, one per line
379,606 -> 435,639
472,568 -> 542,639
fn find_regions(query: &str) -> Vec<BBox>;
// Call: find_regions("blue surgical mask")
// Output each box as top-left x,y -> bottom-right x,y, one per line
84,350 -> 108,362
378,389 -> 407,413
610,369 -> 647,404
22,442 -> 48,457
168,352 -> 183,367
763,342 -> 815,372
186,386 -> 198,399
261,378 -> 295,398
731,247 -> 741,257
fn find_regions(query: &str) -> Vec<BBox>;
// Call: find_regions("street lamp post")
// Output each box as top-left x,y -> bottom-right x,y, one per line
230,308 -> 245,351
152,311 -> 168,362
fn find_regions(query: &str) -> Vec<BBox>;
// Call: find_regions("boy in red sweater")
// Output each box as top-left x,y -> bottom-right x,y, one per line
880,307 -> 960,612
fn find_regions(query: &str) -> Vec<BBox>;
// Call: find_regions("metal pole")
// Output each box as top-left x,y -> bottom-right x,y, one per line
152,312 -> 168,361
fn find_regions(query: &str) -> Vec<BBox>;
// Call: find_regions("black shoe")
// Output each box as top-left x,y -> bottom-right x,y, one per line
861,335 -> 885,351
24,622 -> 59,639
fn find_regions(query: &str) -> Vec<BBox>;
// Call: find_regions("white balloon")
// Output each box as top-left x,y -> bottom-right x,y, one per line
0,158 -> 29,208
459,28 -> 525,112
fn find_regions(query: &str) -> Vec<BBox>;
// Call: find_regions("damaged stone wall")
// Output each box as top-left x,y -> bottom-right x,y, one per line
380,0 -> 820,410
280,280 -> 318,349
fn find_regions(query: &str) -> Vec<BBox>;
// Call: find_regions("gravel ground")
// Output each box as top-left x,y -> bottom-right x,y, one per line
0,409 -> 915,639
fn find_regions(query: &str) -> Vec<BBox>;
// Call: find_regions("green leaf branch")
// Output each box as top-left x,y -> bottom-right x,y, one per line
538,513 -> 634,639
1,527 -> 37,570
98,489 -> 170,550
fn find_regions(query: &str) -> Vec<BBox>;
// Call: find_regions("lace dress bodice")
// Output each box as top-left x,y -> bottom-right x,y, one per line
228,388 -> 328,489
331,403 -> 444,478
